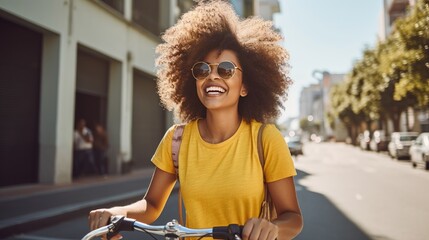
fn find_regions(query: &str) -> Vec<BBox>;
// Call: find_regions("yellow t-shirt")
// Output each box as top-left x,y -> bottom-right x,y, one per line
151,119 -> 296,229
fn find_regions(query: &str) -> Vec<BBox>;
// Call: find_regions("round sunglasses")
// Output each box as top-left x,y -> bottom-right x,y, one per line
191,61 -> 242,80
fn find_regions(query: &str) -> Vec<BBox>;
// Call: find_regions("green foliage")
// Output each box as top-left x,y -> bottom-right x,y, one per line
380,0 -> 429,107
329,77 -> 362,125
350,47 -> 384,120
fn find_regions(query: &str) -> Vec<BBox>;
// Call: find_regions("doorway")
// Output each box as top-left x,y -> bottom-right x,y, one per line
132,70 -> 166,168
74,49 -> 108,131
0,17 -> 42,187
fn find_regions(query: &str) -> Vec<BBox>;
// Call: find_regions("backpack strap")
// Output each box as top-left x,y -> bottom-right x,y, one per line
172,124 -> 185,180
171,124 -> 185,225
257,123 -> 267,174
257,123 -> 276,221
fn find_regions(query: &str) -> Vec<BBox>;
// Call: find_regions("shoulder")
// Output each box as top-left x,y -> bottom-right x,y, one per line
248,120 -> 281,137
262,123 -> 282,136
251,121 -> 284,145
165,120 -> 197,139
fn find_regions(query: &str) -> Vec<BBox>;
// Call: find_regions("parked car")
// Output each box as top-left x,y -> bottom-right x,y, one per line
286,136 -> 304,156
388,132 -> 419,159
359,130 -> 371,150
369,130 -> 390,152
409,132 -> 429,170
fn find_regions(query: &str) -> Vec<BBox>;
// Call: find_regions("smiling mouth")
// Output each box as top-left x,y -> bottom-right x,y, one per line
205,86 -> 226,95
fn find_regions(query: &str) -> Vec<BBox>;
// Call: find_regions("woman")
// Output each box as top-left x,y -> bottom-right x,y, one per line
73,118 -> 96,177
93,123 -> 109,176
89,1 -> 303,239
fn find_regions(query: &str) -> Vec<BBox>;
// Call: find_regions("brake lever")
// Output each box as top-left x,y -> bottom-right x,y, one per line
106,215 -> 135,240
228,224 -> 242,240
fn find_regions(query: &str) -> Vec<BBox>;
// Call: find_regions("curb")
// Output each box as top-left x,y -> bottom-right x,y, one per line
0,189 -> 144,238
0,184 -> 180,239
0,167 -> 175,239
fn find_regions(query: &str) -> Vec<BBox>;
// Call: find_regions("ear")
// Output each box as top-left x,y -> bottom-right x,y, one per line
240,85 -> 248,97
240,83 -> 249,97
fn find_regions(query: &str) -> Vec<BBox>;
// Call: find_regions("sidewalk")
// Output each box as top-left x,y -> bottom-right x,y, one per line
0,168 -> 156,239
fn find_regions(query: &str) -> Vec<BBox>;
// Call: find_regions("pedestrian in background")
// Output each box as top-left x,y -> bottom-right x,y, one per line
88,1 -> 302,239
73,118 -> 97,177
93,123 -> 109,176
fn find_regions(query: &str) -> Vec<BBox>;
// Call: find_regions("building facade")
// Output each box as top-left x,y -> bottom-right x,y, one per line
0,0 -> 280,187
0,0 -> 182,187
379,0 -> 416,41
299,72 -> 347,141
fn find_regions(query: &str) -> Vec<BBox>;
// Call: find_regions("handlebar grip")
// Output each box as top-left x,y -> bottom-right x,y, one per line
213,224 -> 243,240
213,226 -> 228,239
106,216 -> 135,240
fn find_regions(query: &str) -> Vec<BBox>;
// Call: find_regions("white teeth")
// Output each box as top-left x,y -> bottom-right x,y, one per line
205,86 -> 226,93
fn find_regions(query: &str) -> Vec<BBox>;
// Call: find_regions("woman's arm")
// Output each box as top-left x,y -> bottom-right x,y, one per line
132,167 -> 177,222
242,177 -> 303,240
270,177 -> 303,239
88,168 -> 176,230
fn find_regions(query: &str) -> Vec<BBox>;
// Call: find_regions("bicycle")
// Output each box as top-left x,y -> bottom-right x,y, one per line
82,215 -> 243,240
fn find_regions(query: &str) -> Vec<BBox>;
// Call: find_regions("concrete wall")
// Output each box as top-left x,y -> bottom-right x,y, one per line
0,0 -> 169,184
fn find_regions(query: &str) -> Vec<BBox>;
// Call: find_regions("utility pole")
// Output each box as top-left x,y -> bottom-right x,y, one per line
312,70 -> 329,139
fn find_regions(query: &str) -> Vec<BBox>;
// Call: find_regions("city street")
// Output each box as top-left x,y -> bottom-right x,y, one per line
6,142 -> 429,240
1,1 -> 428,240
294,142 -> 429,240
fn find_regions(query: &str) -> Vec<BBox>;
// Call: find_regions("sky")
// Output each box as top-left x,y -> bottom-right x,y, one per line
273,0 -> 384,123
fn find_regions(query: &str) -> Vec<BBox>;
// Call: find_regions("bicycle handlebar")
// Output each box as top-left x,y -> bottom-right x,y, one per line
82,215 -> 243,240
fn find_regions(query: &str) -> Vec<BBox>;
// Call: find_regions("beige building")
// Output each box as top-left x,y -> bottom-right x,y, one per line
299,72 -> 347,141
379,0 -> 416,41
0,0 -> 280,187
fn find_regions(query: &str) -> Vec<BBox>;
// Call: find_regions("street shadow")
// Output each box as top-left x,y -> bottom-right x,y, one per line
294,169 -> 372,240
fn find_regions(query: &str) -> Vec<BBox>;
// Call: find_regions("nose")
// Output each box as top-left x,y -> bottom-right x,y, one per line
207,64 -> 221,80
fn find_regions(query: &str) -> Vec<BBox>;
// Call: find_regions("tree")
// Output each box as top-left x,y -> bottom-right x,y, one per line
329,0 -> 429,137
388,0 -> 429,108
329,76 -> 362,145
377,0 -> 429,131
353,47 -> 385,123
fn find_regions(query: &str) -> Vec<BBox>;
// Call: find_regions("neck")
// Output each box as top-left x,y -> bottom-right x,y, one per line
199,111 -> 242,144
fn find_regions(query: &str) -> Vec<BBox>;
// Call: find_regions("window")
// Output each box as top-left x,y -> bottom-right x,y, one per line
100,0 -> 124,15
177,0 -> 195,21
230,0 -> 254,18
132,1 -> 160,35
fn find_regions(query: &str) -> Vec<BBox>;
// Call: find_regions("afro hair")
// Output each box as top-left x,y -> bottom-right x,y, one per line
156,0 -> 292,123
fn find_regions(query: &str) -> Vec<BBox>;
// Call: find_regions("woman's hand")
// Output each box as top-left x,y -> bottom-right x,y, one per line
242,218 -> 278,240
88,208 -> 125,240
